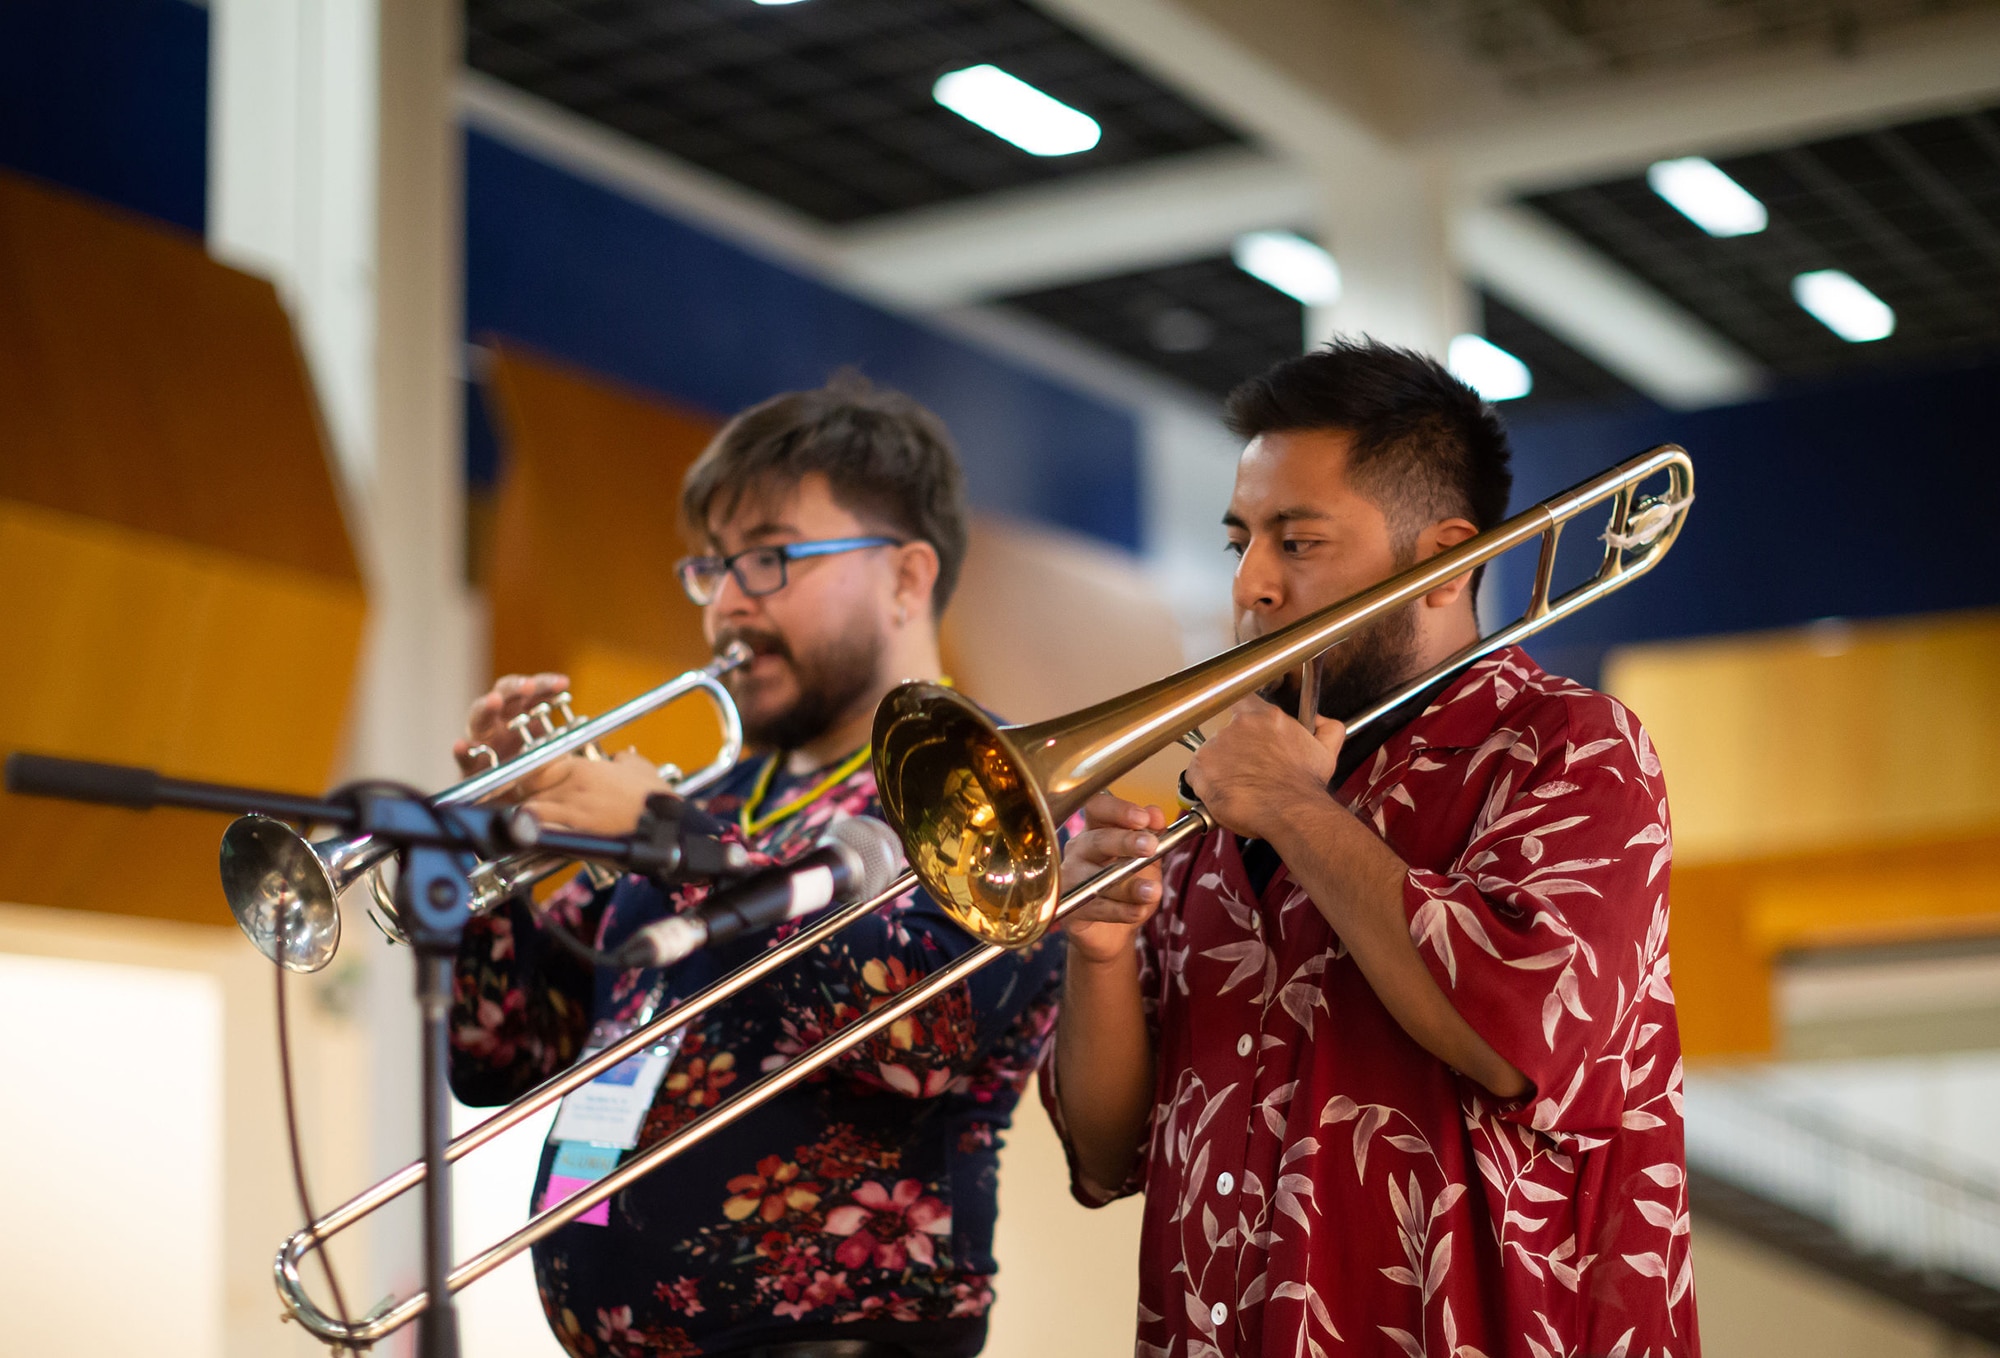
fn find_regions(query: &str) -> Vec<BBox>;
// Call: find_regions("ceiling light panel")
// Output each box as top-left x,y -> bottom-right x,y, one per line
1232,231 -> 1341,306
933,65 -> 1102,156
1449,334 -> 1534,401
1646,157 -> 1769,237
1792,270 -> 1896,342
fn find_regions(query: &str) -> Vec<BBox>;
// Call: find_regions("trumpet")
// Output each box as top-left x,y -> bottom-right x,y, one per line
221,643 -> 750,973
268,448 -> 1690,1347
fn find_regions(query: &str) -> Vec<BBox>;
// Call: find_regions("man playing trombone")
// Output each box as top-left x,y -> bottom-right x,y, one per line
1049,340 -> 1697,1357
449,375 -> 1063,1358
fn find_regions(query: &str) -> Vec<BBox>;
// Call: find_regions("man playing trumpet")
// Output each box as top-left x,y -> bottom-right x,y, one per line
450,376 -> 1063,1358
1049,341 -> 1697,1357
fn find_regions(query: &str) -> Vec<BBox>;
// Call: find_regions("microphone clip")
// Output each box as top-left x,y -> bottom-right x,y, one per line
629,792 -> 750,889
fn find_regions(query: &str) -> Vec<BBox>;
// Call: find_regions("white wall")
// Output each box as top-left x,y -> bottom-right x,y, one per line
0,953 -> 224,1358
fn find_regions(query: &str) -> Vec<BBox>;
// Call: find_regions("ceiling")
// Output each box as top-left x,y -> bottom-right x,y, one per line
1524,101 -> 2000,380
1001,255 -> 1638,414
1379,0 -> 1988,93
465,0 -> 1244,223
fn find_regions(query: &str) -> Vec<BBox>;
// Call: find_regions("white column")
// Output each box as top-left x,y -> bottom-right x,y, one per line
207,0 -> 379,487
209,0 -> 477,1338
1305,146 -> 1469,360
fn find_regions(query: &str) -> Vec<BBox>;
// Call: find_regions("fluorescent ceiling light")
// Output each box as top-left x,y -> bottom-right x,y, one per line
1646,157 -> 1768,237
1232,230 -> 1341,306
751,0 -> 813,5
1792,269 -> 1895,342
1448,334 -> 1533,402
932,65 -> 1101,157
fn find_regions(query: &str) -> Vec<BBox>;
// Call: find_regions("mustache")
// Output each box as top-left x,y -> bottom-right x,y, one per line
716,626 -> 791,665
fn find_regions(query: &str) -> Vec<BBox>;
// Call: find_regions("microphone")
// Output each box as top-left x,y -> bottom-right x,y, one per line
617,816 -> 904,968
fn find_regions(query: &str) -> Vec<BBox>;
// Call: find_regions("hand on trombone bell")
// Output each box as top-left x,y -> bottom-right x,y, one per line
454,671 -> 672,837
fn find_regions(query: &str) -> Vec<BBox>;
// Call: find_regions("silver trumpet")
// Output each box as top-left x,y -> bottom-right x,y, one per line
220,644 -> 750,972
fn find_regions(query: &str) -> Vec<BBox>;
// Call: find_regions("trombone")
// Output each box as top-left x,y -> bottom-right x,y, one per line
222,644 -> 750,973
270,447 -> 1691,1348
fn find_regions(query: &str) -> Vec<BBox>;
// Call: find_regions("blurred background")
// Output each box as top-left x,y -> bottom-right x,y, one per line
2,0 -> 1999,1354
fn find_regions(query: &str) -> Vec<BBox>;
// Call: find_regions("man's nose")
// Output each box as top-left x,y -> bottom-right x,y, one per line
1232,539 -> 1284,615
708,565 -> 761,621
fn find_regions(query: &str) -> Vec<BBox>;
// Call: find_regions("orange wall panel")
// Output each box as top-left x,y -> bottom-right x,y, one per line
484,344 -> 726,772
0,173 -> 364,925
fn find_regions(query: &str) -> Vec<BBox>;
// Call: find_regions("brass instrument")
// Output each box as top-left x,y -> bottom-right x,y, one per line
221,644 -> 749,972
268,448 -> 1689,1348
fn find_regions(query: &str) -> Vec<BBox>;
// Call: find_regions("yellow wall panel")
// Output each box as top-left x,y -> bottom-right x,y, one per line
484,344 -> 726,776
0,503 -> 364,923
1606,611 -> 2000,866
1604,611 -> 2000,1058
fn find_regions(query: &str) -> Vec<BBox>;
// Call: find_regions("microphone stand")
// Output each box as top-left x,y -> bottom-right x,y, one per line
2,752 -> 734,1358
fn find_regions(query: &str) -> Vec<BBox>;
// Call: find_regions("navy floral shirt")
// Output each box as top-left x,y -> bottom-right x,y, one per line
449,750 -> 1065,1357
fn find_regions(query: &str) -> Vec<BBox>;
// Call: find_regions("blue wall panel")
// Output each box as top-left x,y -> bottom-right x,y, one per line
0,0 -> 208,234
1497,356 -> 2000,680
463,130 -> 1142,551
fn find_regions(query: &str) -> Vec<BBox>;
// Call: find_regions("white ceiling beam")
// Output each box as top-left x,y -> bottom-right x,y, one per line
1430,8 -> 2000,195
830,148 -> 1314,306
1457,204 -> 1765,410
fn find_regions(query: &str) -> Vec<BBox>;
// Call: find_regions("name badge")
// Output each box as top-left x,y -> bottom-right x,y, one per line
542,1023 -> 683,1228
550,1045 -> 675,1149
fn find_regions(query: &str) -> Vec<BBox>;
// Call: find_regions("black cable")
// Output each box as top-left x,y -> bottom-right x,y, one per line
539,911 -> 633,969
275,903 -> 355,1339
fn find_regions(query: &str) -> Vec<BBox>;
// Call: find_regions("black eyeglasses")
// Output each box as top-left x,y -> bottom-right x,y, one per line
675,536 -> 902,606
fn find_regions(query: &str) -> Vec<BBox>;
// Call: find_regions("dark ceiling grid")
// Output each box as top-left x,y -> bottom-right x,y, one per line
1381,0 -> 1980,93
466,0 -> 1244,224
1001,255 -> 1306,401
1525,104 -> 2000,379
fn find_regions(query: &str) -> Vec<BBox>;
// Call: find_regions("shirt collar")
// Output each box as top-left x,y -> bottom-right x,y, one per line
1392,645 -> 1549,754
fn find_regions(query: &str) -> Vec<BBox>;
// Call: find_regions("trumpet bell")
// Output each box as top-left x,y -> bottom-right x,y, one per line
872,683 -> 1061,949
220,814 -> 345,973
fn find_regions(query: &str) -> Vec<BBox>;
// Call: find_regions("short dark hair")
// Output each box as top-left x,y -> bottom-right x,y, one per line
681,373 -> 971,614
1223,338 -> 1514,551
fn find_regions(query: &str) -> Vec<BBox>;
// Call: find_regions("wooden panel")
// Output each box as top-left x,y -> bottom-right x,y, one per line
485,344 -> 726,768
0,171 -> 357,583
0,503 -> 365,924
0,178 -> 366,925
1605,611 -> 2000,867
942,516 -> 1188,812
1604,612 -> 2000,1058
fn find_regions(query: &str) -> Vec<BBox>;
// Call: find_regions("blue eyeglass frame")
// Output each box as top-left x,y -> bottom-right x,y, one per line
675,535 -> 903,605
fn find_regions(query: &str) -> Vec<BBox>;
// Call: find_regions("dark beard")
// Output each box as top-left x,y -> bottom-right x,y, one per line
1259,601 -> 1420,724
718,624 -> 882,754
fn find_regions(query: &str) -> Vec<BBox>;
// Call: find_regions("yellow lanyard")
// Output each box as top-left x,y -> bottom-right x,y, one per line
737,745 -> 872,837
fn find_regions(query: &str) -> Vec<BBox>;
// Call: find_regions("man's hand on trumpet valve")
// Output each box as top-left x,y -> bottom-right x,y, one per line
512,748 -> 669,836
455,671 -> 574,773
1057,791 -> 1169,965
455,672 -> 671,835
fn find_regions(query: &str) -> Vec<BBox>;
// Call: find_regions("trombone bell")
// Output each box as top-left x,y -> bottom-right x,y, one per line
873,685 -> 1062,950
220,814 -> 353,973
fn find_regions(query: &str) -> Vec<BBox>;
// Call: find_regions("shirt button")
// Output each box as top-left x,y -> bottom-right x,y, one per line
1211,1301 -> 1229,1327
1235,1034 -> 1253,1058
1216,1171 -> 1235,1196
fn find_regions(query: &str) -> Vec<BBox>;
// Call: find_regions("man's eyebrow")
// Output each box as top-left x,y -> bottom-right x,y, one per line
738,520 -> 801,543
1220,506 -> 1334,529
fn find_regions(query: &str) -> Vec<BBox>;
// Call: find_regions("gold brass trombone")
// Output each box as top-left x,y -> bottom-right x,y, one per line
221,644 -> 750,973
269,447 -> 1690,1348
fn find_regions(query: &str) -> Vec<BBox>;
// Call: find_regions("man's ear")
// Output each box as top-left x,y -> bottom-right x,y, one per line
892,540 -> 941,622
1418,518 -> 1480,609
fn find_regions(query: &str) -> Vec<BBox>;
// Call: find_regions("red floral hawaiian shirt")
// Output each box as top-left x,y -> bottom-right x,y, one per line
1043,647 -> 1697,1358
